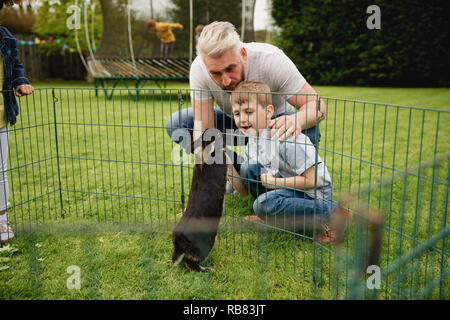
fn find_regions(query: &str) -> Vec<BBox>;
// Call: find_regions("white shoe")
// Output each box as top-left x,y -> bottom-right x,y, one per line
0,219 -> 14,243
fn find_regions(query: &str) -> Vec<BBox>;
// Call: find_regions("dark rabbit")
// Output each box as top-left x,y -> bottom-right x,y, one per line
172,131 -> 228,272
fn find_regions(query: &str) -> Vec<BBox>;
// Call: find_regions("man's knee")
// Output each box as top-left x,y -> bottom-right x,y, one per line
165,112 -> 180,139
239,162 -> 261,180
166,110 -> 193,143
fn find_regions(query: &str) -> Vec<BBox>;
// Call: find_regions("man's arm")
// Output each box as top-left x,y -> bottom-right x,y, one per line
192,97 -> 215,141
191,97 -> 215,162
287,82 -> 326,130
270,82 -> 326,141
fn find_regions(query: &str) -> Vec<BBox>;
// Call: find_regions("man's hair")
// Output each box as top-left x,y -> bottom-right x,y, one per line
196,21 -> 242,58
232,81 -> 272,108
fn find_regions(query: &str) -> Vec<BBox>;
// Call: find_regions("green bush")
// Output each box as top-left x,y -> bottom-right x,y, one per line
271,0 -> 450,87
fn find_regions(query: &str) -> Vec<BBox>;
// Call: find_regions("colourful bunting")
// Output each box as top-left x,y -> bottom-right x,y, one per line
18,36 -> 98,53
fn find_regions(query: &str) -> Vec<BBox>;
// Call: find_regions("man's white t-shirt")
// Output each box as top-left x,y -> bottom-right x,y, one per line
189,42 -> 307,118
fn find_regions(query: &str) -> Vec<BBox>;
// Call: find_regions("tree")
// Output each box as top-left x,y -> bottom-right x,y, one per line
96,0 -> 161,57
33,0 -> 103,55
168,0 -> 255,57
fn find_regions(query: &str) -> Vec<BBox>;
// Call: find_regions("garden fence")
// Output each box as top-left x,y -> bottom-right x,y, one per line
2,87 -> 448,299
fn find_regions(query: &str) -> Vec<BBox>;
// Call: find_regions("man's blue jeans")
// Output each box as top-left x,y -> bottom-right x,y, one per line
240,162 -> 333,223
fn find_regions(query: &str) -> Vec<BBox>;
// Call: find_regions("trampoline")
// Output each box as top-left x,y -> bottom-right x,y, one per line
77,0 -> 256,99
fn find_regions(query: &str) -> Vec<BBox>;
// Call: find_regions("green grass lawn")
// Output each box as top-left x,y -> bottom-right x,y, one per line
0,81 -> 448,300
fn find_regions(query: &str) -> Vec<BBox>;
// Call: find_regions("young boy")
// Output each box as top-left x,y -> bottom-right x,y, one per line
228,81 -> 339,242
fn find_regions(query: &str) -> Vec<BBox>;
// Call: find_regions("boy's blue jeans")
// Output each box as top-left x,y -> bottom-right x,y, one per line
240,162 -> 333,223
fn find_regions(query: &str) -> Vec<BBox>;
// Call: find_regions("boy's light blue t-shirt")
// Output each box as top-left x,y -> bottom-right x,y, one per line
243,129 -> 333,200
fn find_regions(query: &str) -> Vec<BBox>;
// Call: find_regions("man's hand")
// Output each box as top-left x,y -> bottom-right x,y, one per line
268,113 -> 302,142
15,84 -> 34,97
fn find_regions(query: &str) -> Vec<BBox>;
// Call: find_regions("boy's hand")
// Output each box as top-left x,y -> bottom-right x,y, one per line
15,84 -> 34,97
260,172 -> 277,189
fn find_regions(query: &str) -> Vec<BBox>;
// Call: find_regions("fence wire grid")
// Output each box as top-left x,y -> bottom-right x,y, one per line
1,87 -> 448,300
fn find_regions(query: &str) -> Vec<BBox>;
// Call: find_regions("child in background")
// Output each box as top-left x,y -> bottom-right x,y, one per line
146,19 -> 184,58
194,24 -> 204,48
0,0 -> 35,243
228,81 -> 346,244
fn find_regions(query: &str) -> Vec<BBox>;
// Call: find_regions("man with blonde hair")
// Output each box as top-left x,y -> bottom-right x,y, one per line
166,21 -> 326,191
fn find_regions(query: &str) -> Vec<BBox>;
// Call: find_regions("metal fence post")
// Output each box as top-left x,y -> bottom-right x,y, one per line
52,89 -> 65,219
177,90 -> 185,212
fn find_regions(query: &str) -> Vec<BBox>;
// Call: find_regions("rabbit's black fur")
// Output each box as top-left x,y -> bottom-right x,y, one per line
172,132 -> 227,272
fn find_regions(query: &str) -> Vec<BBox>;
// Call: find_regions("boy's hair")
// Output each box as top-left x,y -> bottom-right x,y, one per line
232,81 -> 273,109
196,21 -> 242,58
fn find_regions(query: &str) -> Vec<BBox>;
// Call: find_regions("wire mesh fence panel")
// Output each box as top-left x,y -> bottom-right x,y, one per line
336,154 -> 449,300
8,88 -> 191,232
4,88 -> 449,300
215,94 -> 449,300
315,97 -> 449,299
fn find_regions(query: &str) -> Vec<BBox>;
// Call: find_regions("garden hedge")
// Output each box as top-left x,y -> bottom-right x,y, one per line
271,0 -> 450,86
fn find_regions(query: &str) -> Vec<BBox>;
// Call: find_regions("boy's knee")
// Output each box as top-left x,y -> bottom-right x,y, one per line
253,195 -> 279,217
252,198 -> 267,217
